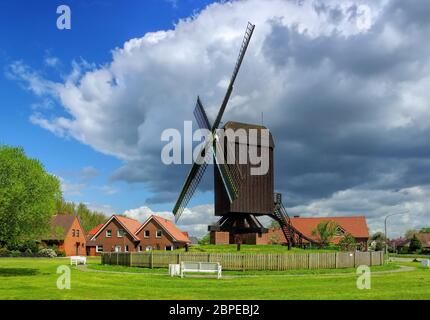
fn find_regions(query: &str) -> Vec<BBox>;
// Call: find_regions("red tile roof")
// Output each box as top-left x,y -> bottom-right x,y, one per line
290,216 -> 369,243
44,214 -> 78,240
114,215 -> 141,235
150,215 -> 191,243
91,215 -> 141,241
87,224 -> 103,236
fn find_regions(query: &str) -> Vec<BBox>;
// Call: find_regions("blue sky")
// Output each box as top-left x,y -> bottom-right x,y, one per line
2,0 -> 430,238
0,0 -> 215,216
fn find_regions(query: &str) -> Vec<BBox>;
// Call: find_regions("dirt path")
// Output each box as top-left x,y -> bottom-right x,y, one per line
76,264 -> 416,279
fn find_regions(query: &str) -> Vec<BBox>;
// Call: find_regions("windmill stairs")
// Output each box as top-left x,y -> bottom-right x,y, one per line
271,193 -> 319,248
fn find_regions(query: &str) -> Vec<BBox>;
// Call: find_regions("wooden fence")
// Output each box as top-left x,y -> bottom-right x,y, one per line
101,251 -> 384,271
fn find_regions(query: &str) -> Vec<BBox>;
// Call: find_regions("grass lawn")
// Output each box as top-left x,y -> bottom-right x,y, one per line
177,244 -> 338,254
0,257 -> 429,300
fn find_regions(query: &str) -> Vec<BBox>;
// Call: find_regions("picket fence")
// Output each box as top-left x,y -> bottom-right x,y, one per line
101,251 -> 384,271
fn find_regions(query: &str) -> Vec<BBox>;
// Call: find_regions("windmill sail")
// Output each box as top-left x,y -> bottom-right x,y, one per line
172,22 -> 255,221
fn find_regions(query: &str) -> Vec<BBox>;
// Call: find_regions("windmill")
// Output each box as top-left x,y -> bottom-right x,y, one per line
172,22 -> 319,248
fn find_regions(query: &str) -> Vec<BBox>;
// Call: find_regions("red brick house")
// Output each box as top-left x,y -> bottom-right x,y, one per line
135,215 -> 191,251
42,214 -> 86,256
87,214 -> 190,255
218,216 -> 370,250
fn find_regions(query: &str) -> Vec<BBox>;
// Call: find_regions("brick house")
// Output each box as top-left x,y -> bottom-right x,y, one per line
135,215 -> 191,251
87,215 -> 190,255
42,214 -> 86,256
214,216 -> 370,250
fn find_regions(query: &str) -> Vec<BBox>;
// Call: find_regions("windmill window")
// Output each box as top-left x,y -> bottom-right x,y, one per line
72,229 -> 75,237
156,230 -> 162,238
76,230 -> 80,237
106,230 -> 112,237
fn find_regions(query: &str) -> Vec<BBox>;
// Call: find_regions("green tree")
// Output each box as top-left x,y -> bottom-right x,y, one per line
420,227 -> 430,233
0,145 -> 61,247
370,232 -> 386,251
339,233 -> 356,251
408,235 -> 422,253
56,198 -> 106,232
268,220 -> 280,229
311,220 -> 340,247
198,233 -> 210,245
405,229 -> 419,239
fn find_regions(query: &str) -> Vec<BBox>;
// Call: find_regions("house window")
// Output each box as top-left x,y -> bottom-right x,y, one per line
144,230 -> 150,238
125,245 -> 129,252
96,246 -> 103,253
156,230 -> 162,238
165,246 -> 172,251
117,229 -> 125,237
72,229 -> 75,237
138,246 -> 143,252
76,229 -> 80,237
106,230 -> 112,237
115,245 -> 121,252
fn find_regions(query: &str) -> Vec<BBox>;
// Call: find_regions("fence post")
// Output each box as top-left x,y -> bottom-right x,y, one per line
242,254 -> 245,272
335,252 -> 338,269
177,252 -> 180,264
369,252 -> 372,266
307,253 -> 310,269
130,252 -> 133,267
116,252 -> 119,265
150,251 -> 153,269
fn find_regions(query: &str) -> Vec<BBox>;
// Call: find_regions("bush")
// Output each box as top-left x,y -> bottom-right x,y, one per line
38,248 -> 57,258
409,235 -> 422,253
10,250 -> 21,257
0,247 -> 10,257
55,250 -> 66,257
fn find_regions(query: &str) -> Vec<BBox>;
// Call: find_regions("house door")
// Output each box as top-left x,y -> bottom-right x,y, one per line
115,245 -> 121,252
76,243 -> 80,255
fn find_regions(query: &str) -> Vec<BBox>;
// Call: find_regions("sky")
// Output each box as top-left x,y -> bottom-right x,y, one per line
1,0 -> 430,238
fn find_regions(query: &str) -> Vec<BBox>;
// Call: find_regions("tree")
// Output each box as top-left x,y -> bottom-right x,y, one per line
405,229 -> 419,239
268,220 -> 280,229
408,235 -> 422,253
198,233 -> 210,245
339,233 -> 356,251
420,227 -> 430,233
369,232 -> 386,251
0,145 -> 61,247
311,220 -> 340,247
56,198 -> 106,232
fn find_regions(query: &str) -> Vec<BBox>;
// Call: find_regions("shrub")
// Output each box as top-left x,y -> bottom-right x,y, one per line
339,233 -> 356,251
55,250 -> 66,257
10,250 -> 21,257
409,235 -> 422,253
0,247 -> 10,257
38,248 -> 57,258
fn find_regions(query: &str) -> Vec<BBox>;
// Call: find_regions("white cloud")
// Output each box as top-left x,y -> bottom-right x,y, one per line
59,177 -> 85,197
8,0 -> 430,237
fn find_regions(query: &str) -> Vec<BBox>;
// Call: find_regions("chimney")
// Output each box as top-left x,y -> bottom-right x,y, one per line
294,215 -> 300,218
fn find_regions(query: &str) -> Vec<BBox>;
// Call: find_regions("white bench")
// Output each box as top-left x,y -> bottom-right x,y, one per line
180,262 -> 222,279
70,256 -> 87,266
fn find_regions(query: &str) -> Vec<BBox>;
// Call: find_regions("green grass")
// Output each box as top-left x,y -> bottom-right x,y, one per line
178,244 -> 338,254
389,253 -> 430,259
0,257 -> 429,300
87,261 -> 400,276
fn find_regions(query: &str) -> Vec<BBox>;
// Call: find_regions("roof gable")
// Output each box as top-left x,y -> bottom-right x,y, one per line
136,215 -> 190,243
45,214 -> 80,240
90,215 -> 140,241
